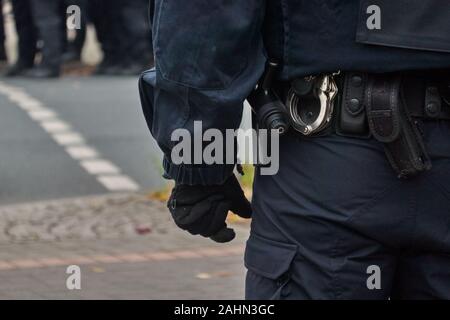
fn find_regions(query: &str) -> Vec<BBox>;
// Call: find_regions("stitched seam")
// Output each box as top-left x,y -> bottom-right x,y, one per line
347,180 -> 401,224
424,172 -> 450,203
330,228 -> 344,299
407,191 -> 419,250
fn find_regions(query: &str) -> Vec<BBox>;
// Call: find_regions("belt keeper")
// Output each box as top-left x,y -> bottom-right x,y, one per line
424,86 -> 442,118
366,76 -> 401,143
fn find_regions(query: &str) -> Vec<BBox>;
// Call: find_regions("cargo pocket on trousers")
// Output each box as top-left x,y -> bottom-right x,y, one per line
245,233 -> 297,300
154,0 -> 262,90
356,0 -> 450,53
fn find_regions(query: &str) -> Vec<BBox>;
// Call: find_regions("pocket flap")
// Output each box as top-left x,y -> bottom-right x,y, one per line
154,0 -> 263,89
356,0 -> 450,53
245,233 -> 297,280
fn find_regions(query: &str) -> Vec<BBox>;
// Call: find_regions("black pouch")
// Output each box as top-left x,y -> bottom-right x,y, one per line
365,75 -> 432,178
357,0 -> 450,53
336,72 -> 371,138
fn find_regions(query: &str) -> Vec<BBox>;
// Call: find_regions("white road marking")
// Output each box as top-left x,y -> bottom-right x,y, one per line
97,175 -> 139,191
8,93 -> 30,104
28,109 -> 58,121
9,94 -> 40,107
65,146 -> 98,160
17,101 -> 45,112
41,120 -> 72,133
0,81 -> 140,192
80,159 -> 120,175
52,132 -> 85,146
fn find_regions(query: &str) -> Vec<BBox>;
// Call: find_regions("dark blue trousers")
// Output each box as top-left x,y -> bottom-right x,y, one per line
246,120 -> 450,299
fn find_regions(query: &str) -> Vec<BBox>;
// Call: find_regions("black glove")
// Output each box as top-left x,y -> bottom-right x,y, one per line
167,175 -> 252,243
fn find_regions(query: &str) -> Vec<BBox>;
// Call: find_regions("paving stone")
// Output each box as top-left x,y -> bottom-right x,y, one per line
0,193 -> 250,299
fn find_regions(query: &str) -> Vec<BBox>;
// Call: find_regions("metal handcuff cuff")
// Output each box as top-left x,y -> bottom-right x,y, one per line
286,72 -> 339,135
247,62 -> 340,137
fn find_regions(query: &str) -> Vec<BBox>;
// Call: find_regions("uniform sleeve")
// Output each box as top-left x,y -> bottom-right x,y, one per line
139,0 -> 267,185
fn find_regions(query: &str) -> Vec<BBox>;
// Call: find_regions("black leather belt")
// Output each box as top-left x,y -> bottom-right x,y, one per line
282,70 -> 450,140
332,71 -> 450,139
257,67 -> 449,178
341,71 -> 450,119
333,71 -> 450,178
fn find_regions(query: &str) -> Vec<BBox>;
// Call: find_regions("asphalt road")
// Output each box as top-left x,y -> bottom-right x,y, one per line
0,76 -> 165,206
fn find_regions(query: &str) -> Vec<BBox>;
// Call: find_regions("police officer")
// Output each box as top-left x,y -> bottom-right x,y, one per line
139,1 -> 450,299
3,0 -> 37,77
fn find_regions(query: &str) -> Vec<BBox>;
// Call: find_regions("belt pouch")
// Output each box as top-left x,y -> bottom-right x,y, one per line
336,72 -> 370,137
365,74 -> 432,178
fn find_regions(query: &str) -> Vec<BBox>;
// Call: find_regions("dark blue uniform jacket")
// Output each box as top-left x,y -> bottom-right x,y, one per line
140,0 -> 450,185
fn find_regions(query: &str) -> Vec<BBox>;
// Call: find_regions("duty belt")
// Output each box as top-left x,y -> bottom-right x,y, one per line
285,71 -> 450,137
338,72 -> 450,134
283,71 -> 450,178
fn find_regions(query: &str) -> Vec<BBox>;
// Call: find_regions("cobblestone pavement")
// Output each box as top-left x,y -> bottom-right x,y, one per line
0,193 -> 250,299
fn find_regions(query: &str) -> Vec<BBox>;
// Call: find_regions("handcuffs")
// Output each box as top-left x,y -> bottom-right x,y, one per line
286,73 -> 339,136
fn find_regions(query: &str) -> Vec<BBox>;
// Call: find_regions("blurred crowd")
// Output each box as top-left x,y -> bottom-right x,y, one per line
0,0 -> 153,78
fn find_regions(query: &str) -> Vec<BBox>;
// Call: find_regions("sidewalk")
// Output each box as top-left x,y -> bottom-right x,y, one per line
0,193 -> 250,299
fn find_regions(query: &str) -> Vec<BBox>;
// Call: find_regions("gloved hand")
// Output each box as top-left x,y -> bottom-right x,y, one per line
167,175 -> 252,243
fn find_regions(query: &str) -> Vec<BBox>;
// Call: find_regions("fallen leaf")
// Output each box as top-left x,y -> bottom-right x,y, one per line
90,266 -> 105,273
196,273 -> 212,280
135,226 -> 152,235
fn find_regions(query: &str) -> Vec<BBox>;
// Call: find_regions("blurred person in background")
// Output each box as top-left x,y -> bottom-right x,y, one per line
117,0 -> 153,75
26,0 -> 86,78
0,0 -> 7,66
62,0 -> 86,64
91,0 -> 152,76
89,0 -> 124,75
0,0 -> 152,78
26,0 -> 64,78
2,0 -> 37,77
